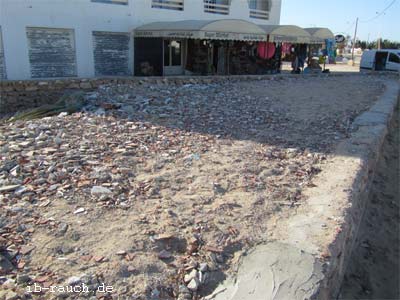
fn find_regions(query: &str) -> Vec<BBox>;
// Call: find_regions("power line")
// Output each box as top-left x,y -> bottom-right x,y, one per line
359,0 -> 397,23
344,21 -> 356,34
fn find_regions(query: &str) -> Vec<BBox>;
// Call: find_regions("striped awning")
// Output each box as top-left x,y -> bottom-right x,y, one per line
134,19 -> 268,41
259,25 -> 312,43
135,20 -> 335,45
304,27 -> 335,43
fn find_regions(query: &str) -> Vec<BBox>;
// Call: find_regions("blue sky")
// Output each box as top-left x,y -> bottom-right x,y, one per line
280,0 -> 400,41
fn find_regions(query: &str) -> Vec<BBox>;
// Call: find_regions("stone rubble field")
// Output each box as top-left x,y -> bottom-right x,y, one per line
0,75 -> 385,300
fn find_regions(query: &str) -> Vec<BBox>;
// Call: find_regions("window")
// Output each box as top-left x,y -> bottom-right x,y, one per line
389,53 -> 400,63
248,0 -> 270,20
204,0 -> 230,15
26,27 -> 77,78
93,32 -> 130,76
91,0 -> 128,5
0,27 -> 6,80
248,0 -> 270,10
152,0 -> 184,11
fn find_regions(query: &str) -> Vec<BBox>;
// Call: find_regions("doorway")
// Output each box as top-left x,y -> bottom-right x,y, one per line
163,39 -> 183,75
212,42 -> 228,75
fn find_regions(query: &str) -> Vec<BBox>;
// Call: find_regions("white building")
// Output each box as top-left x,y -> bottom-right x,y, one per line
0,0 -> 282,80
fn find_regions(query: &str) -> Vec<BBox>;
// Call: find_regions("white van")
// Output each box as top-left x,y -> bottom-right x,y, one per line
360,49 -> 400,72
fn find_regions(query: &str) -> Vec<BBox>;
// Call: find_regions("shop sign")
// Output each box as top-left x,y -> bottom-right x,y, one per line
309,37 -> 323,44
135,30 -> 266,41
204,32 -> 231,39
203,32 -> 265,41
273,35 -> 297,42
335,34 -> 346,43
241,34 -> 266,41
166,31 -> 195,38
135,31 -> 155,37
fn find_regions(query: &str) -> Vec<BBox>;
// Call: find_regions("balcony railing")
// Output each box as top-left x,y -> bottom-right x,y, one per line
204,0 -> 230,15
250,8 -> 269,20
152,0 -> 184,11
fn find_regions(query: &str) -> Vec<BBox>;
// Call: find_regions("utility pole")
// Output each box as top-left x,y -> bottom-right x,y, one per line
351,17 -> 359,65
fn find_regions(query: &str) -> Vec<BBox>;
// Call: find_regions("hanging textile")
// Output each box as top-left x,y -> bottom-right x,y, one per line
257,42 -> 276,59
281,43 -> 292,55
325,39 -> 336,63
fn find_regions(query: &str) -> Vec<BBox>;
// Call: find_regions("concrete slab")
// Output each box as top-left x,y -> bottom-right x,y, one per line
211,243 -> 323,300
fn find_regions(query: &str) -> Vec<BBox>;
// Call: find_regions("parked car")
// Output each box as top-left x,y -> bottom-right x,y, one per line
360,49 -> 400,72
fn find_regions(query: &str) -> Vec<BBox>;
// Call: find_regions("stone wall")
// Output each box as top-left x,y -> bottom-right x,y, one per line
316,83 -> 399,299
0,79 -> 97,114
0,75 -> 288,115
1,72 -> 387,116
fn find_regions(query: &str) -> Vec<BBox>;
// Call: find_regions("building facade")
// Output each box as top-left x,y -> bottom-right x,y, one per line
0,0 -> 282,80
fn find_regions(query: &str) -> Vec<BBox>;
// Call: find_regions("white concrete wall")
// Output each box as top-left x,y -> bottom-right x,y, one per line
0,0 -> 282,80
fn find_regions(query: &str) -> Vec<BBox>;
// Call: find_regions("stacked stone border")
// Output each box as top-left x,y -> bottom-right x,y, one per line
210,80 -> 399,300
0,73 -> 385,115
316,81 -> 400,299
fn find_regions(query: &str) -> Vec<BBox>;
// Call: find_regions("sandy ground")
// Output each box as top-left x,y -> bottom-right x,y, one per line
339,105 -> 400,300
0,75 -> 388,300
281,61 -> 360,73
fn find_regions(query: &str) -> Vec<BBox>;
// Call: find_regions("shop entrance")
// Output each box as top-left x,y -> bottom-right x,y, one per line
163,39 -> 183,75
212,42 -> 228,75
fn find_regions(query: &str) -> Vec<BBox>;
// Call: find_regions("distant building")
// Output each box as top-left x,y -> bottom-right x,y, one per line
0,0 -> 282,80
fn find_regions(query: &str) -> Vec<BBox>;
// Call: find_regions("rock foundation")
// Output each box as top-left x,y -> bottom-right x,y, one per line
1,74 -> 291,114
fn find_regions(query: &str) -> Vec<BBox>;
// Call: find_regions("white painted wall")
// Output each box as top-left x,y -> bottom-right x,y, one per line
0,0 -> 282,80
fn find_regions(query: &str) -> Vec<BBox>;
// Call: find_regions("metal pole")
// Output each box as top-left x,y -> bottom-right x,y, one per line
351,17 -> 358,65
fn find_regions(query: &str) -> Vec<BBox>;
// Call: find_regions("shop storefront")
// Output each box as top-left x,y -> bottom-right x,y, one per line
134,19 -> 268,76
134,19 -> 333,76
258,25 -> 315,74
304,27 -> 336,63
